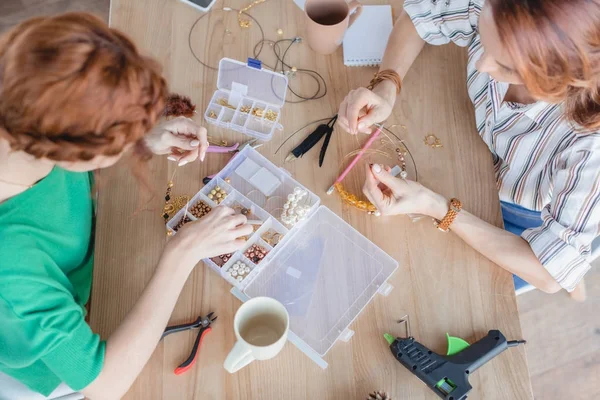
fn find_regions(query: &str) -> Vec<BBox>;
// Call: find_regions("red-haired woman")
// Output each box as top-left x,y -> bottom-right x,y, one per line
338,0 -> 598,296
0,13 -> 252,399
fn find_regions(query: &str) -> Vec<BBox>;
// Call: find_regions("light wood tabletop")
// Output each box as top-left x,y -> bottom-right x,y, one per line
90,0 -> 533,398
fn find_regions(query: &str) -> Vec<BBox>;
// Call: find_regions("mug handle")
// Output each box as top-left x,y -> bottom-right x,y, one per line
347,0 -> 363,28
224,341 -> 255,373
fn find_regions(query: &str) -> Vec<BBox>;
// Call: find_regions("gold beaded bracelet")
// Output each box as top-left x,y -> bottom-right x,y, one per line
333,148 -> 407,215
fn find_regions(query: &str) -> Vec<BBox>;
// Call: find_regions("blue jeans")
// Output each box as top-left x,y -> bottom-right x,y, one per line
500,201 -> 543,291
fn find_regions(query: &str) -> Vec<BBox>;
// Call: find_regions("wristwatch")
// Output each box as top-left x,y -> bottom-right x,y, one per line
433,198 -> 462,232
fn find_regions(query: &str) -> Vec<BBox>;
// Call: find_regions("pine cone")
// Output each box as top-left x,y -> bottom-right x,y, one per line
367,391 -> 391,400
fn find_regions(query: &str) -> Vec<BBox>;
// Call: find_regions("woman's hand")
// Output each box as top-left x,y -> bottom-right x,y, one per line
338,80 -> 397,135
166,206 -> 253,269
363,164 -> 447,217
145,116 -> 209,166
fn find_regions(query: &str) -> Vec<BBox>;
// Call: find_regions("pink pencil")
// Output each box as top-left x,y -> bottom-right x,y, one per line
327,124 -> 384,195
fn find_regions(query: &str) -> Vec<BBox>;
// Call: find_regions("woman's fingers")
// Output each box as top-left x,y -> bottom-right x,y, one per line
224,213 -> 248,229
162,131 -> 200,151
176,149 -> 199,165
363,165 -> 386,208
231,223 -> 253,238
338,98 -> 352,133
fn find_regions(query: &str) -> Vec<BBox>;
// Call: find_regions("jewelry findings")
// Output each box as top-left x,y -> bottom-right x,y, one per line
281,187 -> 310,227
207,186 -> 228,204
238,0 -> 267,28
212,253 -> 233,267
225,260 -> 252,282
424,134 -> 443,148
244,244 -> 269,264
217,98 -> 236,109
190,200 -> 212,219
261,230 -> 283,247
173,216 -> 192,232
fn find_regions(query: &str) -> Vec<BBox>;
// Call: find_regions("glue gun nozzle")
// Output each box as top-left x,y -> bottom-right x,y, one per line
507,340 -> 527,347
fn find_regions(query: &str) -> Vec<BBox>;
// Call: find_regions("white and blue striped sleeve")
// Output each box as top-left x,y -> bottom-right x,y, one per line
403,0 -> 483,47
522,136 -> 600,291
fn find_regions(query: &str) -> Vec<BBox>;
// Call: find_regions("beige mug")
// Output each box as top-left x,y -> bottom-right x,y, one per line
304,0 -> 363,55
223,297 -> 289,373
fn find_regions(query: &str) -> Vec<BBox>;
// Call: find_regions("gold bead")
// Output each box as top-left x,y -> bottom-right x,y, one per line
208,194 -> 214,199
291,66 -> 297,72
168,181 -> 174,188
167,230 -> 173,237
277,28 -> 283,35
225,178 -> 231,183
210,190 -> 216,195
215,186 -> 221,191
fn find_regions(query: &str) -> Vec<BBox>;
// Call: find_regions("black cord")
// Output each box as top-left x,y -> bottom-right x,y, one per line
187,8 -> 326,104
275,119 -> 419,182
258,38 -> 328,103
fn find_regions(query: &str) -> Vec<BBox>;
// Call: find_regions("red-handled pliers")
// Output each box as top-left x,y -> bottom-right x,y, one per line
161,312 -> 217,375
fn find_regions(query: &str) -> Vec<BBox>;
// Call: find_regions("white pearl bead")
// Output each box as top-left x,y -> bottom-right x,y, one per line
231,271 -> 238,277
400,170 -> 408,179
283,203 -> 289,209
233,265 -> 239,271
287,194 -> 295,201
237,276 -> 243,282
245,267 -> 250,273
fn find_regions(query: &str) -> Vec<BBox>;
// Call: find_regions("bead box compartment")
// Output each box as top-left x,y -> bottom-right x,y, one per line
166,146 -> 399,370
203,58 -> 288,141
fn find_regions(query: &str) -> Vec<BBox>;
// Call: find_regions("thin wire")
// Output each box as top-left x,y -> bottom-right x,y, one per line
274,117 -> 332,154
188,9 -> 325,103
383,126 -> 419,182
253,38 -> 327,103
188,8 -> 265,71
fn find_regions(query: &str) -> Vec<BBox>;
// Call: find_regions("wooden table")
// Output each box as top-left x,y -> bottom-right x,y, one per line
90,0 -> 533,398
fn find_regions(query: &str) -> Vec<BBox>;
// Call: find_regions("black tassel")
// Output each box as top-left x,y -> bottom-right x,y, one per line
319,115 -> 337,167
291,123 -> 330,158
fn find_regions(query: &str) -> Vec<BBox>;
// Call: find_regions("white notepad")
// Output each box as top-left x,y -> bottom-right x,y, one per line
343,5 -> 394,67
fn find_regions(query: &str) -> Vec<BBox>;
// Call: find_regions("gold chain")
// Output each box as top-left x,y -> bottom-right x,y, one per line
238,0 -> 267,28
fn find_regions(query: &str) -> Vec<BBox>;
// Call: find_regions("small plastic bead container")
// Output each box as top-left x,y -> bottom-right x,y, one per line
204,58 -> 288,141
166,146 -> 398,369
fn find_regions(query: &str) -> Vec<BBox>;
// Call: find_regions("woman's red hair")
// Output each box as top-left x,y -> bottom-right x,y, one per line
0,13 -> 167,161
490,0 -> 600,131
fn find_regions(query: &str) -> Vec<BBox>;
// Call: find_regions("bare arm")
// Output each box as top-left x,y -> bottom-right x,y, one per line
427,194 -> 562,293
363,165 -> 562,294
338,10 -> 426,134
82,207 -> 252,399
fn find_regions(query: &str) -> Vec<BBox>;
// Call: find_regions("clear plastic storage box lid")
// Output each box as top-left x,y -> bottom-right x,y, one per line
217,58 -> 288,107
243,206 -> 399,356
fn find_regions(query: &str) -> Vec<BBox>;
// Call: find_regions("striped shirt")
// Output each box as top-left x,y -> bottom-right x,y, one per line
405,0 -> 600,291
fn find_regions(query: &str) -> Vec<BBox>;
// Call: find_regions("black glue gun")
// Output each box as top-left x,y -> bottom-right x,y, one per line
384,330 -> 526,400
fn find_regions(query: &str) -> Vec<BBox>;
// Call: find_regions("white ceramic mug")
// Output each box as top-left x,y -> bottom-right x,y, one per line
224,297 -> 289,373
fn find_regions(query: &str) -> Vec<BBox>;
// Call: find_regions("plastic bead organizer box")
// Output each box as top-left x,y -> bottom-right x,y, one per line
167,58 -> 399,368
